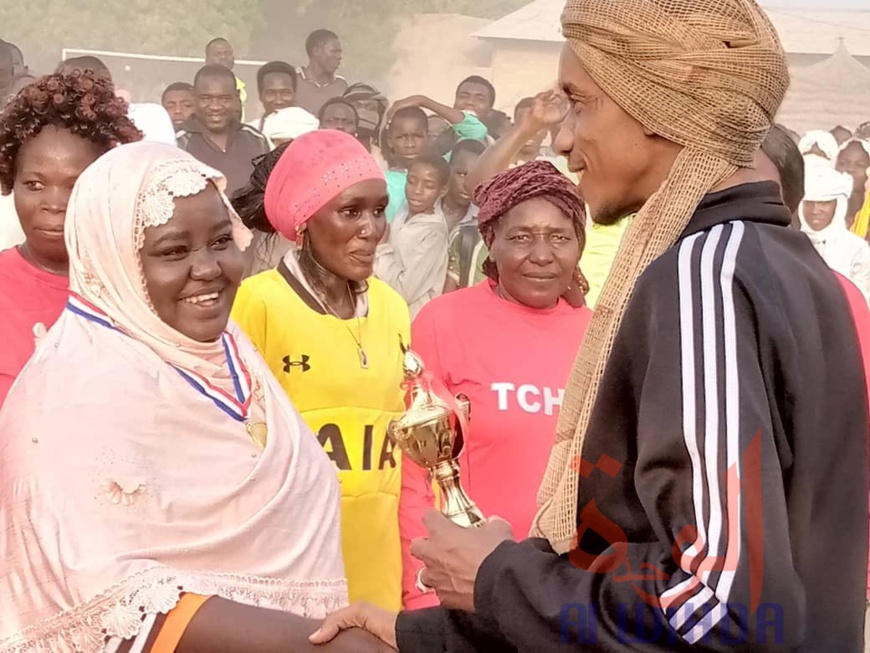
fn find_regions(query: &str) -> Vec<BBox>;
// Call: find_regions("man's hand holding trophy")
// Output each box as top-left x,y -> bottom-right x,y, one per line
387,345 -> 488,593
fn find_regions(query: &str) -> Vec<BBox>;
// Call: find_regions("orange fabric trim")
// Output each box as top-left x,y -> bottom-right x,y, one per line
150,593 -> 212,653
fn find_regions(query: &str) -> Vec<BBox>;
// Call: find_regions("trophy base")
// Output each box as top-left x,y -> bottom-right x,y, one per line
431,460 -> 485,528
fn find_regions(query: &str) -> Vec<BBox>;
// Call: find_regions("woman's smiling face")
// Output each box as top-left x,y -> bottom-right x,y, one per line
139,184 -> 244,342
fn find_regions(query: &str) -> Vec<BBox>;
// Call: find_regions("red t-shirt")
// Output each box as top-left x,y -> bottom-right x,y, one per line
835,272 -> 870,599
0,247 -> 69,408
400,281 -> 592,609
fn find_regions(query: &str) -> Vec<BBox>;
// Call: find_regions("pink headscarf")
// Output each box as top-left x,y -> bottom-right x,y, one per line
263,130 -> 385,239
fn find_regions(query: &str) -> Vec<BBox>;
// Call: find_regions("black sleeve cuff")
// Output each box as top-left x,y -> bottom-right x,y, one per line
396,608 -> 446,653
396,606 -> 516,653
473,539 -> 516,631
395,540 -> 555,653
474,537 -> 555,629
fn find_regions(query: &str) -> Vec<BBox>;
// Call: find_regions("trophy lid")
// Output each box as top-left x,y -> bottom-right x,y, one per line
402,347 -> 426,380
389,345 -> 472,465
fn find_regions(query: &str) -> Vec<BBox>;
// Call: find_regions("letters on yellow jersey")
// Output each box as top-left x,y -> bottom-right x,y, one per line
231,274 -> 410,610
318,423 -> 399,471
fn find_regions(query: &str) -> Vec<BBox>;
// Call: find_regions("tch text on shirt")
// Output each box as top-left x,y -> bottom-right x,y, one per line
491,383 -> 564,416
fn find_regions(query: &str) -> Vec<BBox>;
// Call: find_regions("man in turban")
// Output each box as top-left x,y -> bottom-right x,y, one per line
311,1 -> 868,650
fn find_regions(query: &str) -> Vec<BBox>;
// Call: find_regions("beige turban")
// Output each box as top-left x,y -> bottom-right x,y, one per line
532,0 -> 789,553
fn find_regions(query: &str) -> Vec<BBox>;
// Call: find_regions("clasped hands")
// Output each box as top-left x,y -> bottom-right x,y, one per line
309,509 -> 514,650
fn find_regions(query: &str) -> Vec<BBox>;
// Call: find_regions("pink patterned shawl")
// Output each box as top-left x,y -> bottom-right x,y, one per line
0,143 -> 347,653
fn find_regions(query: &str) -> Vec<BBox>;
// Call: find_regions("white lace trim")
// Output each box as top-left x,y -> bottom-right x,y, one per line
133,158 -> 222,250
0,567 -> 348,653
122,156 -> 251,311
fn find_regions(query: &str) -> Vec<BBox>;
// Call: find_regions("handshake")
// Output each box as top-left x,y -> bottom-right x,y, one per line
309,510 -> 514,652
309,601 -> 398,651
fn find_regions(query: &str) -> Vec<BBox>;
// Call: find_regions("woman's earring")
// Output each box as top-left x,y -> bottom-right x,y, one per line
573,267 -> 590,296
295,229 -> 305,249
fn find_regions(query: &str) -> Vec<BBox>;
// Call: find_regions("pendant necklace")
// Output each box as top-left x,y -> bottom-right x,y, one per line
246,419 -> 268,449
245,375 -> 268,449
318,283 -> 369,370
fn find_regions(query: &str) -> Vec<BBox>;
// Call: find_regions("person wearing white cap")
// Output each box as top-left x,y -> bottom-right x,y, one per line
127,102 -> 177,146
261,106 -> 319,148
800,164 -> 870,300
798,129 -> 839,167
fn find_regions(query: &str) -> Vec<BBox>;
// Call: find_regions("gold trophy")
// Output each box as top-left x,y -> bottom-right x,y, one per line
388,347 -> 484,530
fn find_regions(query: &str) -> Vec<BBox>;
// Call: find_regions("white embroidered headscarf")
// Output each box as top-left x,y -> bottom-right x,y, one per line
65,141 -> 252,380
0,142 -> 346,653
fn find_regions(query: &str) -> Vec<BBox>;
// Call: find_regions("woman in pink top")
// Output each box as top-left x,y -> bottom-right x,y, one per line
0,71 -> 141,406
399,161 -> 592,609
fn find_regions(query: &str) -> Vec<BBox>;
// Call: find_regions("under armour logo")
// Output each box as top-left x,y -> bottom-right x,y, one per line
283,354 -> 311,373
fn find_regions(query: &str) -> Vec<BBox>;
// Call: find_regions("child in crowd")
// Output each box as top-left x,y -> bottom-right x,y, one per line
318,97 -> 359,137
342,82 -> 388,155
443,140 -> 488,291
375,154 -> 451,318
161,82 -> 195,130
428,115 -> 450,143
483,109 -> 512,141
441,139 -> 486,234
392,87 -> 490,160
383,106 -> 429,222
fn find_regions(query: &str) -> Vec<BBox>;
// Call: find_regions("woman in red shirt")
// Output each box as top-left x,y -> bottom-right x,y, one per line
0,71 -> 140,407
399,161 -> 592,609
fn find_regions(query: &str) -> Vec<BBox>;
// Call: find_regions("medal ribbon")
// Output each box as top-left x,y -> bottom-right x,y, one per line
67,293 -> 253,422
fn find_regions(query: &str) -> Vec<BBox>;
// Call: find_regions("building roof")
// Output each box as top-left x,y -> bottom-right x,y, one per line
777,44 -> 870,132
472,0 -> 562,43
769,8 -> 870,58
472,1 -> 870,58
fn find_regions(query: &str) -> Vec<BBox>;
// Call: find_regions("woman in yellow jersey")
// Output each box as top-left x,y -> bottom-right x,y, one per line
230,131 -> 410,611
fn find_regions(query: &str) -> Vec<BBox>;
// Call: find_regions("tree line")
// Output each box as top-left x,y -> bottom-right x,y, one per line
2,0 -> 525,81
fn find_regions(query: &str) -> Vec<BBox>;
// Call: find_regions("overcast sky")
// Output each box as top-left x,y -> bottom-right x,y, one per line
760,0 -> 867,8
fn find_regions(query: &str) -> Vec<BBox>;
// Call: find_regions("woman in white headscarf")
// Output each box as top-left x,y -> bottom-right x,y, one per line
0,141 -> 389,653
799,164 -> 870,300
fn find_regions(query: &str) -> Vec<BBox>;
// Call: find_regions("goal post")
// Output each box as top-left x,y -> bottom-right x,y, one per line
60,47 -> 268,114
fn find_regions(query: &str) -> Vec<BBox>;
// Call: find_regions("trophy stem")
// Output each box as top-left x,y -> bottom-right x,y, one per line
431,460 -> 485,529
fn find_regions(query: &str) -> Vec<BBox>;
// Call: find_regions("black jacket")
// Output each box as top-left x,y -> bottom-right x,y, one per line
176,117 -> 269,196
397,182 -> 869,652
